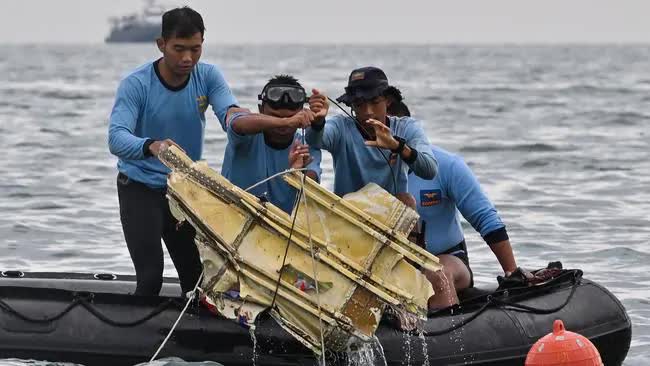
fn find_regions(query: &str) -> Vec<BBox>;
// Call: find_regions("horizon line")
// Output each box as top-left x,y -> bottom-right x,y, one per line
2,40 -> 650,46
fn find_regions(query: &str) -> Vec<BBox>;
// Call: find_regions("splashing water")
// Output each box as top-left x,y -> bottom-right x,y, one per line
372,336 -> 388,366
402,330 -> 412,366
435,271 -> 468,357
345,339 -> 387,366
417,329 -> 430,366
447,309 -> 468,361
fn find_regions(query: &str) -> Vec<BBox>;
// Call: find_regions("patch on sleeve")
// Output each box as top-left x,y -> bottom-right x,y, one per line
420,189 -> 441,207
196,95 -> 208,114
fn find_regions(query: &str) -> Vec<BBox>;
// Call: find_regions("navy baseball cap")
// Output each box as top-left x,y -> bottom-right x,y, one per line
336,66 -> 391,106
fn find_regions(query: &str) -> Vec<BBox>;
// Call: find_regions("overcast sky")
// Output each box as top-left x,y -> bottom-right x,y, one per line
1,0 -> 648,44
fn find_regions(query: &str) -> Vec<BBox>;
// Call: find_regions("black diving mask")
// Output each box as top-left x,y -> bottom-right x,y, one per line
258,85 -> 308,107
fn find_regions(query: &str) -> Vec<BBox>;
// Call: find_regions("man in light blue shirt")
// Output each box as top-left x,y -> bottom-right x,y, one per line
306,67 -> 437,198
222,75 -> 324,213
386,88 -> 521,309
107,8 -> 316,296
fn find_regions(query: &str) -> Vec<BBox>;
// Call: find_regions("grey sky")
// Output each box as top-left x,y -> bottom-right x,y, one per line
1,0 -> 648,44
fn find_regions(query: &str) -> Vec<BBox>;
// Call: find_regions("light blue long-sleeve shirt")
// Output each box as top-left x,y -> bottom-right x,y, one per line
221,123 -> 322,214
408,146 -> 506,254
108,60 -> 238,188
306,114 -> 437,196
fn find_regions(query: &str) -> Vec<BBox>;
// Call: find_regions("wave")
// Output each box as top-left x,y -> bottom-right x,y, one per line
13,141 -> 52,149
426,82 -> 650,94
12,224 -> 30,233
521,159 -> 551,168
76,177 -> 103,184
0,81 -> 113,101
39,127 -> 72,136
602,111 -> 649,126
0,102 -> 32,110
523,101 -> 568,108
7,192 -> 33,199
582,164 -> 633,172
573,110 -> 650,126
460,142 -> 560,153
40,90 -> 93,100
590,247 -> 650,260
29,203 -> 68,211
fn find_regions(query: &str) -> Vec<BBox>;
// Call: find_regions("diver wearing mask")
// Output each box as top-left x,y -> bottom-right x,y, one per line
222,75 -> 326,213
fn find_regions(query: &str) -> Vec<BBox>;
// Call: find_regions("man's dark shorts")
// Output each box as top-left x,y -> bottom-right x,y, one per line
439,240 -> 474,288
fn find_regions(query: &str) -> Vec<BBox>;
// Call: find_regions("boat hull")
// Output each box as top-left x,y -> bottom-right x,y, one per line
0,271 -> 631,365
105,24 -> 159,43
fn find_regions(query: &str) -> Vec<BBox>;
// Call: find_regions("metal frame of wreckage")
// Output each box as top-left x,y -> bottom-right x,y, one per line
158,146 -> 441,354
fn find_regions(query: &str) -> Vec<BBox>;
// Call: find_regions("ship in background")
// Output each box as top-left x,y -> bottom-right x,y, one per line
105,0 -> 166,43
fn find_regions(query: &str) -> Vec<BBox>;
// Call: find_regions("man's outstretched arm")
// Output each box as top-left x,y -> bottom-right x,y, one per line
227,109 -> 315,136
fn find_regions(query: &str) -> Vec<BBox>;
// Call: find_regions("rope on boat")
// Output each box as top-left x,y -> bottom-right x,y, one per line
244,168 -> 309,193
421,270 -> 582,337
149,270 -> 204,362
79,298 -> 178,327
243,165 -> 309,310
298,128 -> 328,364
269,183 -> 304,310
0,294 -> 178,326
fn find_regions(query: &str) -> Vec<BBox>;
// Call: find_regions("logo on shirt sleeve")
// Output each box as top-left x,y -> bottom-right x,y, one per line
420,189 -> 441,207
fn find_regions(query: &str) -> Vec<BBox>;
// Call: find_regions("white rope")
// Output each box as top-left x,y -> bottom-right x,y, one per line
244,168 -> 309,192
297,129 -> 326,363
300,173 -> 327,365
149,269 -> 205,362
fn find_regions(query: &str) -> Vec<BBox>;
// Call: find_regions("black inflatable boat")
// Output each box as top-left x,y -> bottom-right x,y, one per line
0,269 -> 631,365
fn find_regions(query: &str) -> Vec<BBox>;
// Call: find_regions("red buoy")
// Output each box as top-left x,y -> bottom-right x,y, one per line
525,319 -> 603,366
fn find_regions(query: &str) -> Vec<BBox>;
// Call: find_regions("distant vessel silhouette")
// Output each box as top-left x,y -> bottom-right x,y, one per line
105,0 -> 165,43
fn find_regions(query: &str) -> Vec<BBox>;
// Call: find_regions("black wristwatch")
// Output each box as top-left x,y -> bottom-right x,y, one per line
391,136 -> 406,154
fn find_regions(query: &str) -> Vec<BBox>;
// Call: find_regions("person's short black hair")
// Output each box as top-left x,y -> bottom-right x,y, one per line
265,74 -> 302,88
161,7 -> 205,39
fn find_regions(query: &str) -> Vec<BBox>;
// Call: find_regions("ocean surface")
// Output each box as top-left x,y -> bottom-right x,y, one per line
0,44 -> 648,365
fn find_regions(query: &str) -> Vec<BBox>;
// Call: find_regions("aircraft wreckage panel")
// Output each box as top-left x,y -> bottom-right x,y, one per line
158,146 -> 441,354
